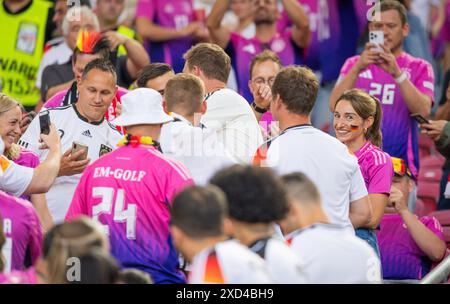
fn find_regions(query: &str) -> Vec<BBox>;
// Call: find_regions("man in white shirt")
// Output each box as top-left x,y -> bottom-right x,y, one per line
210,165 -> 308,283
280,172 -> 382,284
170,185 -> 273,284
159,73 -> 236,185
258,65 -> 371,232
183,43 -> 263,164
0,126 -> 61,198
19,59 -> 122,222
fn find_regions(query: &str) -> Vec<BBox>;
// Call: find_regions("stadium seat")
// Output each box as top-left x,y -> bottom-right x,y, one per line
428,210 -> 450,250
418,167 -> 443,184
415,198 -> 437,217
420,155 -> 445,169
419,133 -> 436,159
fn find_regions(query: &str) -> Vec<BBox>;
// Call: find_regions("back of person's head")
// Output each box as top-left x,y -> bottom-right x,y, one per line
210,165 -> 288,223
183,43 -> 231,83
171,185 -> 229,239
272,66 -> 319,116
73,31 -> 111,63
62,6 -> 100,36
281,172 -> 322,206
69,249 -> 120,284
249,50 -> 282,79
119,269 -> 153,284
81,58 -> 117,83
164,73 -> 205,116
137,63 -> 174,88
335,89 -> 383,148
0,213 -> 5,272
43,216 -> 109,284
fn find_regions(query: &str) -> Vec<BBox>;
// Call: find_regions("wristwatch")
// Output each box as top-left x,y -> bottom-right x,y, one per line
252,102 -> 268,114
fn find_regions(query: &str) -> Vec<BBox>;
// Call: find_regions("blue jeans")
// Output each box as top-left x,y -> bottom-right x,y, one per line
355,228 -> 380,258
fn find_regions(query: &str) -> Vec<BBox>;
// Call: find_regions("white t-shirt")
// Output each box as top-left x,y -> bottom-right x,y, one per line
200,89 -> 263,164
18,105 -> 122,222
0,155 -> 33,197
159,113 -> 236,185
287,223 -> 382,284
265,125 -> 368,231
189,239 -> 273,284
36,41 -> 72,89
248,237 -> 307,284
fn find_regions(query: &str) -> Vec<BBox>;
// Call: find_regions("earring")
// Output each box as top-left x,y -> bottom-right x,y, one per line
364,128 -> 367,134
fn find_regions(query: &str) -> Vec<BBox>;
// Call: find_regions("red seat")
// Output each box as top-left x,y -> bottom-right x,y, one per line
418,168 -> 443,183
428,210 -> 450,250
421,155 -> 445,169
415,198 -> 437,217
417,181 -> 440,202
419,133 -> 436,158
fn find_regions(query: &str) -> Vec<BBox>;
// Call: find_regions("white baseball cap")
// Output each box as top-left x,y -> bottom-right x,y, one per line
112,88 -> 173,127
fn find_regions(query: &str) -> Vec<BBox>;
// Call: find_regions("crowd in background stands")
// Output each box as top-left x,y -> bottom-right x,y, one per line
0,0 -> 450,284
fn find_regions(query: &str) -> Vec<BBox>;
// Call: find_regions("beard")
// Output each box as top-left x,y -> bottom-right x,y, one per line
253,8 -> 276,25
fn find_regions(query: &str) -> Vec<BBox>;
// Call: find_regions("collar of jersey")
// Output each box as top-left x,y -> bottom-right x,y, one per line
3,0 -> 33,15
280,124 -> 313,136
72,104 -> 105,125
289,222 -> 345,238
171,112 -> 193,126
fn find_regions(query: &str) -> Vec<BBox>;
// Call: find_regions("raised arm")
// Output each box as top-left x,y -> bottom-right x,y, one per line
206,0 -> 232,49
281,0 -> 310,48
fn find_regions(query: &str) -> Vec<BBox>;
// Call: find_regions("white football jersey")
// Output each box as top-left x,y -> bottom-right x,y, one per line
188,239 -> 273,284
249,237 -> 308,284
19,105 -> 122,222
0,155 -> 33,197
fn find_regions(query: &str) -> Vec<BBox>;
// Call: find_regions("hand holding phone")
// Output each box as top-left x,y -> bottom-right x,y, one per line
71,141 -> 89,161
369,31 -> 384,53
39,110 -> 51,135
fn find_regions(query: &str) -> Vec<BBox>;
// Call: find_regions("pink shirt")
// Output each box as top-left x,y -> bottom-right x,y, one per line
66,144 -> 194,283
340,53 -> 435,178
353,141 -> 393,195
0,268 -> 38,284
0,191 -> 42,272
377,214 -> 445,280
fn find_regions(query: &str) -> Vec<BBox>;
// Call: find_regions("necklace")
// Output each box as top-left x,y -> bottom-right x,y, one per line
118,134 -> 158,148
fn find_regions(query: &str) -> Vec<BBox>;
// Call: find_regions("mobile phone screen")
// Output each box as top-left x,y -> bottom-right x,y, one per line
39,111 -> 50,135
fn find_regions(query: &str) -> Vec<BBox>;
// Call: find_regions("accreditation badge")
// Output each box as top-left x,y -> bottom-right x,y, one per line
16,22 -> 38,54
99,144 -> 113,157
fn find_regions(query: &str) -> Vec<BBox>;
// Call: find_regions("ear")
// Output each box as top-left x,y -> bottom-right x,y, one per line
162,100 -> 168,113
200,100 -> 207,115
76,77 -> 82,92
248,80 -> 254,94
223,218 -> 234,237
170,226 -> 183,250
363,116 -> 374,130
402,22 -> 410,37
192,66 -> 201,77
407,178 -> 415,194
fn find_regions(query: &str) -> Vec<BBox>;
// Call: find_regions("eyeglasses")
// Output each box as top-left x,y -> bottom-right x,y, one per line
252,77 -> 275,86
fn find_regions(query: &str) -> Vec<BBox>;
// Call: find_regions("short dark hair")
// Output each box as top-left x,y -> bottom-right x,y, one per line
70,249 -> 120,284
183,43 -> 231,83
165,73 -> 205,116
136,63 -> 174,88
72,35 -> 111,63
210,165 -> 289,223
281,172 -> 321,205
271,65 -> 318,116
371,0 -> 408,25
81,58 -> 117,82
249,50 -> 282,79
171,186 -> 228,239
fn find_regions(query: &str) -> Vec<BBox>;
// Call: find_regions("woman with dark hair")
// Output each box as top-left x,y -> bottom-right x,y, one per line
334,89 -> 394,256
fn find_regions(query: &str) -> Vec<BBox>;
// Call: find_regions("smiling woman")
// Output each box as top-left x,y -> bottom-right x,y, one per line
0,93 -> 54,231
334,89 -> 394,256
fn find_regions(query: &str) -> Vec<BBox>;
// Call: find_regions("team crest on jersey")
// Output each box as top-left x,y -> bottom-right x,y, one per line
271,38 -> 286,53
16,22 -> 38,54
99,144 -> 113,157
243,44 -> 256,55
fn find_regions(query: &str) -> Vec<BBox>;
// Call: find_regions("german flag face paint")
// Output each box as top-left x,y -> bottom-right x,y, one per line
350,125 -> 359,132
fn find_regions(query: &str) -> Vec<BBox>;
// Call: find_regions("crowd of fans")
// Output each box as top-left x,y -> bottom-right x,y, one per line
1,0 -> 450,284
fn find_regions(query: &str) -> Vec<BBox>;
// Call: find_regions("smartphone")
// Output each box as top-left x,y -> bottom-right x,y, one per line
369,30 -> 384,52
72,141 -> 89,161
411,113 -> 430,125
39,110 -> 51,135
